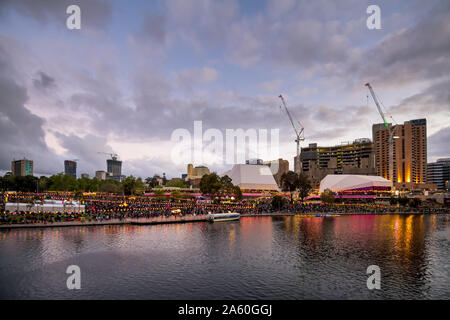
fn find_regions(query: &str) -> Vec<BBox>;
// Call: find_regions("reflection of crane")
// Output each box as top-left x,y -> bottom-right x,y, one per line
365,83 -> 399,182
279,94 -> 305,157
98,152 -> 118,161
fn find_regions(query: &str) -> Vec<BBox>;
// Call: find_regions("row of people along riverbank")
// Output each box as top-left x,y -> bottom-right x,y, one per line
1,192 -> 449,225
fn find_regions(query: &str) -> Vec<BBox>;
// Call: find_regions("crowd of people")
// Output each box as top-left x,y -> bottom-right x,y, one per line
0,192 -> 449,225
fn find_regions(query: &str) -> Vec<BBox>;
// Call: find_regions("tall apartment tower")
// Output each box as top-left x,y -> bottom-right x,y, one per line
107,158 -> 122,181
11,158 -> 33,176
373,119 -> 427,184
64,160 -> 77,177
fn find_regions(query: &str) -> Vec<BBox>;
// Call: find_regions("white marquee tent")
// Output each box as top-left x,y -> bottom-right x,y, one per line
222,164 -> 280,191
319,174 -> 392,193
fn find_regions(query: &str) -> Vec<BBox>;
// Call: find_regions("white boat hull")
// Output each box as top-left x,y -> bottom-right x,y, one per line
206,212 -> 240,222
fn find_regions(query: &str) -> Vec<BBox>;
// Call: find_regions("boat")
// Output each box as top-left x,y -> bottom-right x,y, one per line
206,211 -> 240,222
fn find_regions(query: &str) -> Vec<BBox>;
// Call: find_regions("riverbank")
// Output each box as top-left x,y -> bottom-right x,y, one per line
0,211 -> 447,229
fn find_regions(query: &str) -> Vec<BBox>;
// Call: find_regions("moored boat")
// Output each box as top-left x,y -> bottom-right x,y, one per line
206,212 -> 240,222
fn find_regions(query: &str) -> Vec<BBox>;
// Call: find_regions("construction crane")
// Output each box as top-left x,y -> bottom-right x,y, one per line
365,83 -> 399,182
365,82 -> 388,127
278,94 -> 305,157
98,152 -> 118,161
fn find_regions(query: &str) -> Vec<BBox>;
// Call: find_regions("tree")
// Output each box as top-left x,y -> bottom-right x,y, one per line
166,179 -> 187,188
145,176 -> 159,188
199,173 -> 222,195
122,176 -> 138,195
280,171 -> 298,203
233,185 -> 242,201
220,175 -> 234,196
135,177 -> 145,193
297,173 -> 312,202
320,188 -> 335,204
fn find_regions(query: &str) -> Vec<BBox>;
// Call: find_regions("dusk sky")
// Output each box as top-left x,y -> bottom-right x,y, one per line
0,0 -> 449,179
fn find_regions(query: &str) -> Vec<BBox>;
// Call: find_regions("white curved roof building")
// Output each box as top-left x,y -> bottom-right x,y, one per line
319,174 -> 392,193
222,164 -> 280,191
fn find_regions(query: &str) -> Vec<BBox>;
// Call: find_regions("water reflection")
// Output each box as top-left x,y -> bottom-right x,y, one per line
0,215 -> 448,299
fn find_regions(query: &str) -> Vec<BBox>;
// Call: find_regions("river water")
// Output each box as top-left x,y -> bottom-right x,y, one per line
0,214 -> 449,299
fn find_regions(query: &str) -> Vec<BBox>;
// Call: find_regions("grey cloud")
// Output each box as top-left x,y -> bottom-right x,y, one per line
176,67 -> 218,92
0,43 -> 61,175
428,126 -> 450,161
53,132 -> 115,175
346,0 -> 450,87
390,79 -> 450,116
32,70 -> 55,89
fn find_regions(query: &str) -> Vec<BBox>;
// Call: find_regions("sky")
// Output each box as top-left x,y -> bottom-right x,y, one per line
0,0 -> 449,179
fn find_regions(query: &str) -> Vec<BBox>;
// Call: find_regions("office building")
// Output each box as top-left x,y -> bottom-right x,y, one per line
11,158 -> 33,176
373,119 -> 427,185
64,160 -> 77,177
427,158 -> 450,190
300,139 -> 376,187
81,173 -> 89,179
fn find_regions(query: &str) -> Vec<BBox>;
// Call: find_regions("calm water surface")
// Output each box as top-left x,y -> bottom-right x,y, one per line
0,215 -> 449,299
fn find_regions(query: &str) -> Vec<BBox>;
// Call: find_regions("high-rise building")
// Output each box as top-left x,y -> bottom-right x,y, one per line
81,173 -> 90,179
373,119 -> 427,184
427,158 -> 450,190
299,139 -> 376,187
264,158 -> 289,186
11,159 -> 33,176
64,160 -> 77,177
107,158 -> 122,181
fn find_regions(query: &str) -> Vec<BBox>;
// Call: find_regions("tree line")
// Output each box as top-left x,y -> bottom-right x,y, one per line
0,174 -> 147,195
